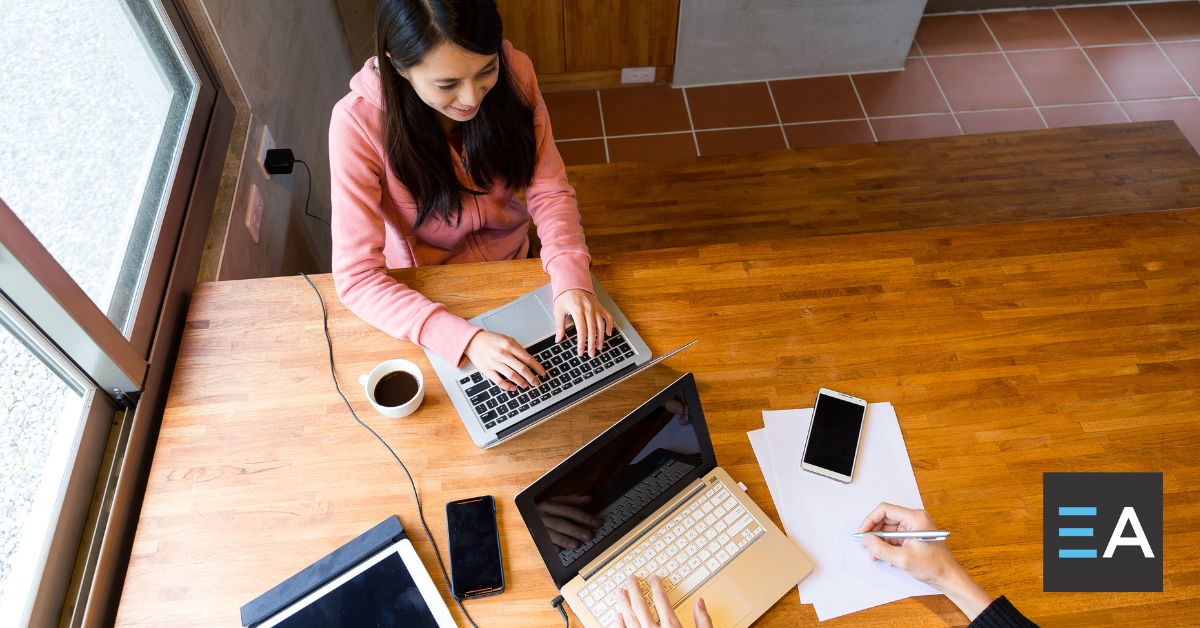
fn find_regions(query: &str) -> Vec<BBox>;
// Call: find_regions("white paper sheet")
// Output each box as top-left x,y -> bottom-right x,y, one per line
749,403 -> 938,621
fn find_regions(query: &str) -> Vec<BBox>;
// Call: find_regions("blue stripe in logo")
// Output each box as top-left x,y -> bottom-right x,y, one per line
1058,506 -> 1097,516
1058,528 -> 1094,537
1058,549 -> 1098,559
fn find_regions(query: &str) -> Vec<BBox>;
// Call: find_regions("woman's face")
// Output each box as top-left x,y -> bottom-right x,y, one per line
394,42 -> 499,125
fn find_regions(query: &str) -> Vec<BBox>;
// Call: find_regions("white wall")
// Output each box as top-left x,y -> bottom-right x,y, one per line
673,0 -> 925,87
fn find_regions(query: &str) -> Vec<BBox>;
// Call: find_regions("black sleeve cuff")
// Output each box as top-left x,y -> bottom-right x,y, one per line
968,595 -> 1039,628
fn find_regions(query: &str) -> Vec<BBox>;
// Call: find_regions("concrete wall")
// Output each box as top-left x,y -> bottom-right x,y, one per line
336,0 -> 377,65
188,0 -> 355,281
673,0 -> 925,87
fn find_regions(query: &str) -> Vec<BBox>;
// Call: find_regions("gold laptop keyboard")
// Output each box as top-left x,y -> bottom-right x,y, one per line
578,482 -> 766,627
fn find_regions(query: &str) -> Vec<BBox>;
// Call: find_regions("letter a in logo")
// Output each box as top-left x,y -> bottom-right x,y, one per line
1103,507 -> 1154,559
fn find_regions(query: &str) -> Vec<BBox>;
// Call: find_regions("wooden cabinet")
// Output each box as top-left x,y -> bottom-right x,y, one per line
499,0 -> 680,91
497,0 -> 566,74
563,0 -> 679,71
335,0 -> 678,90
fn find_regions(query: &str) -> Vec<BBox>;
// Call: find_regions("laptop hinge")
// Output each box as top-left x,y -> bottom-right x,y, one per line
580,479 -> 710,582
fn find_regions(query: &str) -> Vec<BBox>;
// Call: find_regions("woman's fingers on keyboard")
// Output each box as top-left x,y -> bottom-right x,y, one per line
591,313 -> 603,357
648,577 -> 680,627
616,587 -> 637,627
501,339 -> 545,381
484,367 -> 516,391
514,345 -> 547,377
692,598 -> 713,628
623,576 -> 657,627
578,313 -> 591,357
500,353 -> 540,387
555,312 -> 568,344
492,363 -> 527,389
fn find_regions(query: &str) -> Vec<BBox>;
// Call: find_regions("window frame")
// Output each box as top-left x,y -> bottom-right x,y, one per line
123,0 -> 220,356
0,0 -> 234,624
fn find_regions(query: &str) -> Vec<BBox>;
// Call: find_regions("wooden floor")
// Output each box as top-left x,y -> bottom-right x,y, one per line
569,122 -> 1200,256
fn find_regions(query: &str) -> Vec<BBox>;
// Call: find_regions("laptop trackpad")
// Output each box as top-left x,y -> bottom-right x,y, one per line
480,299 -> 553,347
681,577 -> 752,628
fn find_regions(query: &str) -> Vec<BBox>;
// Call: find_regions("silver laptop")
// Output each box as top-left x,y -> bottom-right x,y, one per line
424,273 -> 694,449
515,374 -> 813,628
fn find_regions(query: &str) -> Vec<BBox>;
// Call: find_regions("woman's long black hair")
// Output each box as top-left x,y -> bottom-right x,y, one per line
376,0 -> 537,229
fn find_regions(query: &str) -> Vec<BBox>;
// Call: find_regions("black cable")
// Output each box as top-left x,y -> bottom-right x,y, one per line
294,159 -> 331,226
552,595 -> 569,627
299,271 -> 477,628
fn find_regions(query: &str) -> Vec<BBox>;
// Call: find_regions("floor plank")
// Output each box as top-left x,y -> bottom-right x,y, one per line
569,122 -> 1200,256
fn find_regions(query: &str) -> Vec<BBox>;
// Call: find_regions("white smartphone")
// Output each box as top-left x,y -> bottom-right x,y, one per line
800,388 -> 868,483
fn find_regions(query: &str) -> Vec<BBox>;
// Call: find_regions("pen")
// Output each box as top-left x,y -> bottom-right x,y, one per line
852,530 -> 949,541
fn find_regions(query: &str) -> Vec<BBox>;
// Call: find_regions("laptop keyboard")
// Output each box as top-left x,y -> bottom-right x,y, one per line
557,458 -> 697,568
456,326 -> 637,431
578,482 -> 766,627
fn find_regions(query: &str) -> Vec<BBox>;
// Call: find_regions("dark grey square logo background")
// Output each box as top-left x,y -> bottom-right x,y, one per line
1043,472 -> 1162,592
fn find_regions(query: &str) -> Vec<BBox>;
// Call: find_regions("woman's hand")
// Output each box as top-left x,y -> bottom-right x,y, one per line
858,502 -> 993,620
553,289 -> 614,357
616,575 -> 711,628
463,330 -> 546,391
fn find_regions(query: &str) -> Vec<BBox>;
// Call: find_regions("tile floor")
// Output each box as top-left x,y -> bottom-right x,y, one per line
546,1 -> 1200,166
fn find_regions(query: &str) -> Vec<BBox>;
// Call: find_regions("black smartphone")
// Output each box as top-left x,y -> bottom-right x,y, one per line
446,495 -> 505,600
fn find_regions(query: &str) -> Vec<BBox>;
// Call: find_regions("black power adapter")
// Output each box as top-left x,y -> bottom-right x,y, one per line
264,148 -> 296,175
262,148 -> 329,226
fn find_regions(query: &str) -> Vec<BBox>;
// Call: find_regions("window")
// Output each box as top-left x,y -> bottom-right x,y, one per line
0,0 -> 198,334
0,0 -> 230,624
0,310 -> 88,618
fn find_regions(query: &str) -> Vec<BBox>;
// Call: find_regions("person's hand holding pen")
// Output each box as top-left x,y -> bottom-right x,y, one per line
857,502 -> 994,621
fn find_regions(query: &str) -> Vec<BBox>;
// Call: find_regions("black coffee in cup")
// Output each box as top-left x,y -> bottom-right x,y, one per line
373,371 -> 420,407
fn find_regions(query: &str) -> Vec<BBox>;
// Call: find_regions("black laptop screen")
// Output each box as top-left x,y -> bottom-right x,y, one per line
516,373 -> 716,588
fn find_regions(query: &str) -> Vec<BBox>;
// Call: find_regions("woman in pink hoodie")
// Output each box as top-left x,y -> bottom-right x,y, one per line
329,0 -> 611,392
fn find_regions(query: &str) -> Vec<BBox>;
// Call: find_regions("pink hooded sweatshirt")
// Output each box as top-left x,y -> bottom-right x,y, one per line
329,42 -> 593,366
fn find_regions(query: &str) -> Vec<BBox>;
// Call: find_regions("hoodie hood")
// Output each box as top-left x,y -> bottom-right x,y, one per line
349,57 -> 385,111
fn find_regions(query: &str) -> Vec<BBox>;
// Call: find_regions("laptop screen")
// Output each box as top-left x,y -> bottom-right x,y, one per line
515,373 -> 716,588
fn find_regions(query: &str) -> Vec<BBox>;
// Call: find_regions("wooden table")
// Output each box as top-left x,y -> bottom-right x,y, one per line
116,207 -> 1200,626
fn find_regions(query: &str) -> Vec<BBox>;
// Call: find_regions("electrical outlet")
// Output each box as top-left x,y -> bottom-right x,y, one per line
245,183 -> 264,244
256,124 -> 275,180
620,67 -> 655,84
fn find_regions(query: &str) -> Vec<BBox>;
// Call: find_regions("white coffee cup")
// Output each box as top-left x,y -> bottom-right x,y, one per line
358,359 -> 425,418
